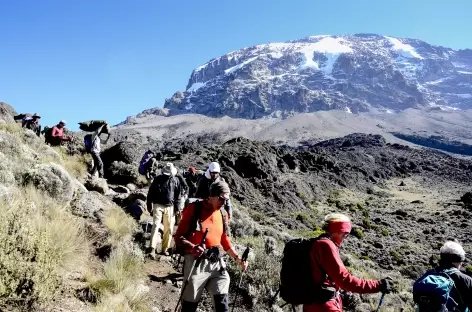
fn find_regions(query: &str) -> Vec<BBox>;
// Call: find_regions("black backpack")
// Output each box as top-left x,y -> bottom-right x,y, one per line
43,126 -> 53,145
280,236 -> 331,305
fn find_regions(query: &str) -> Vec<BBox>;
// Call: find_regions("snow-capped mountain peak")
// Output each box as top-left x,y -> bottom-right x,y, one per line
156,34 -> 472,119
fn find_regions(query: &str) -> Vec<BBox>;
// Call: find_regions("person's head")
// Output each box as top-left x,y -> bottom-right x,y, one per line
188,167 -> 197,175
58,120 -> 66,128
439,241 -> 466,269
207,181 -> 230,211
32,113 -> 41,121
162,162 -> 177,176
322,213 -> 352,246
208,162 -> 221,180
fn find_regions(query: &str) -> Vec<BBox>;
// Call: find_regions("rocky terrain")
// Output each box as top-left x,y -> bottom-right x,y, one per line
99,123 -> 472,311
141,34 -> 472,119
3,98 -> 472,312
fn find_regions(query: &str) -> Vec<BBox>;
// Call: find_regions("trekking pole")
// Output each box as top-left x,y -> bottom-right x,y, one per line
174,228 -> 208,312
230,247 -> 251,312
376,293 -> 385,312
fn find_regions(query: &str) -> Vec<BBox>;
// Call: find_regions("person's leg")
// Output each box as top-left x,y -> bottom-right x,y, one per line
161,205 -> 175,254
206,260 -> 230,312
96,153 -> 104,178
182,255 -> 209,309
149,204 -> 164,253
90,152 -> 98,176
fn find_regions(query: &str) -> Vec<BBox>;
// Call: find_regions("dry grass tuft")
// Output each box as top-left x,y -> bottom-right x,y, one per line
0,188 -> 90,306
103,206 -> 137,245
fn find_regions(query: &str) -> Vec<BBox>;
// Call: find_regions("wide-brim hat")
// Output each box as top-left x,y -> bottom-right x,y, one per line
33,113 -> 41,119
162,163 -> 177,176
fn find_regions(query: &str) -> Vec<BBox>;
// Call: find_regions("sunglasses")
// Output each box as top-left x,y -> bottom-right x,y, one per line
218,196 -> 228,203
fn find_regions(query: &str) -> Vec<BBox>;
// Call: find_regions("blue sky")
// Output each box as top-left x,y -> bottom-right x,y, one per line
1,0 -> 471,129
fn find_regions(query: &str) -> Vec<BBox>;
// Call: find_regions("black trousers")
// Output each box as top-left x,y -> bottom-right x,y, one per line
181,294 -> 229,312
91,151 -> 104,178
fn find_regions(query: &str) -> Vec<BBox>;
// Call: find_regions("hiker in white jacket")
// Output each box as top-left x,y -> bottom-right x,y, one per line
90,124 -> 110,178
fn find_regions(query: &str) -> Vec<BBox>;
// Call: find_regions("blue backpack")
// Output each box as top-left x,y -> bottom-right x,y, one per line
84,134 -> 93,152
138,151 -> 153,175
413,268 -> 465,312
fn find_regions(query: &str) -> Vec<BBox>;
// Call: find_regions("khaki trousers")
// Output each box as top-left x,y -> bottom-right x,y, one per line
150,203 -> 174,252
182,255 -> 230,303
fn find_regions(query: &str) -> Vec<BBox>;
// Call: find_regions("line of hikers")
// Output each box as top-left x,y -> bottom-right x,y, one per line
139,154 -> 472,312
13,116 -> 472,311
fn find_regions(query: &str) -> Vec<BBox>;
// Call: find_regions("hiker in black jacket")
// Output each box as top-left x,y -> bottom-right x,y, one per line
195,162 -> 232,220
146,162 -> 182,259
416,241 -> 472,311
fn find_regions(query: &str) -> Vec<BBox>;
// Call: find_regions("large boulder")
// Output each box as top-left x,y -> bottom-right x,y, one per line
101,141 -> 144,166
24,163 -> 74,203
84,177 -> 109,195
70,190 -> 113,219
107,161 -> 141,185
0,102 -> 17,123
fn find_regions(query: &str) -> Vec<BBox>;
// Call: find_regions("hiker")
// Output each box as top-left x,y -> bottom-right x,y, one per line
304,213 -> 393,312
195,162 -> 233,220
414,241 -> 472,311
146,162 -> 182,258
22,113 -> 41,136
49,120 -> 72,146
174,181 -> 248,312
175,171 -> 189,223
86,124 -> 109,179
138,150 -> 159,184
183,167 -> 200,198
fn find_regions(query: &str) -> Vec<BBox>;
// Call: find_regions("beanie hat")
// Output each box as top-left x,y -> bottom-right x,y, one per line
440,241 -> 466,263
208,162 -> 221,173
188,167 -> 197,173
209,181 -> 230,197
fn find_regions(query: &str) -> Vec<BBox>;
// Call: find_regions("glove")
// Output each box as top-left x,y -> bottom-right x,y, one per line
379,277 -> 394,294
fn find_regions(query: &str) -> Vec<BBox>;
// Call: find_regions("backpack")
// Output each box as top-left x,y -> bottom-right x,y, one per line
175,200 -> 228,255
138,151 -> 153,175
84,134 -> 93,153
78,120 -> 108,132
43,126 -> 53,145
413,268 -> 464,312
280,236 -> 333,305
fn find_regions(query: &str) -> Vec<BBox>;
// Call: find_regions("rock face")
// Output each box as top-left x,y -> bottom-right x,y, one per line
84,177 -> 109,195
142,34 -> 472,119
101,141 -> 146,185
0,102 -> 17,123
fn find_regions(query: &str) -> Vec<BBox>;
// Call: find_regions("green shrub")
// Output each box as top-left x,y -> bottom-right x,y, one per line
362,217 -> 372,229
357,202 -> 365,210
381,228 -> 389,236
353,228 -> 365,239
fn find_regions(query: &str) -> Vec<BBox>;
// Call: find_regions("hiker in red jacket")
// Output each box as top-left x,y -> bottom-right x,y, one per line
50,120 -> 72,146
304,213 -> 393,312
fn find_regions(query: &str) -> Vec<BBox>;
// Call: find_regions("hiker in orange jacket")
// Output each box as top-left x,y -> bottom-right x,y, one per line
304,213 -> 393,312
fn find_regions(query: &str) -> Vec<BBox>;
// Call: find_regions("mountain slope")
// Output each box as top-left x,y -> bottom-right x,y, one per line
159,34 -> 472,118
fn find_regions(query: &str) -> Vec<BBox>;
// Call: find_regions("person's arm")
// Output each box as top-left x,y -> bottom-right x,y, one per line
225,240 -> 248,271
194,177 -> 204,198
174,178 -> 182,212
146,181 -> 155,214
316,240 -> 380,293
225,199 -> 233,219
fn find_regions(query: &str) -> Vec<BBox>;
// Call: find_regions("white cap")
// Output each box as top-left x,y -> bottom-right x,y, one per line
208,162 -> 221,173
440,241 -> 466,262
59,120 -> 66,125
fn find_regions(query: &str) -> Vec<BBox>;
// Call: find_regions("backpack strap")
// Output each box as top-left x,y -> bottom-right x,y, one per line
441,268 -> 466,309
184,200 -> 203,239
